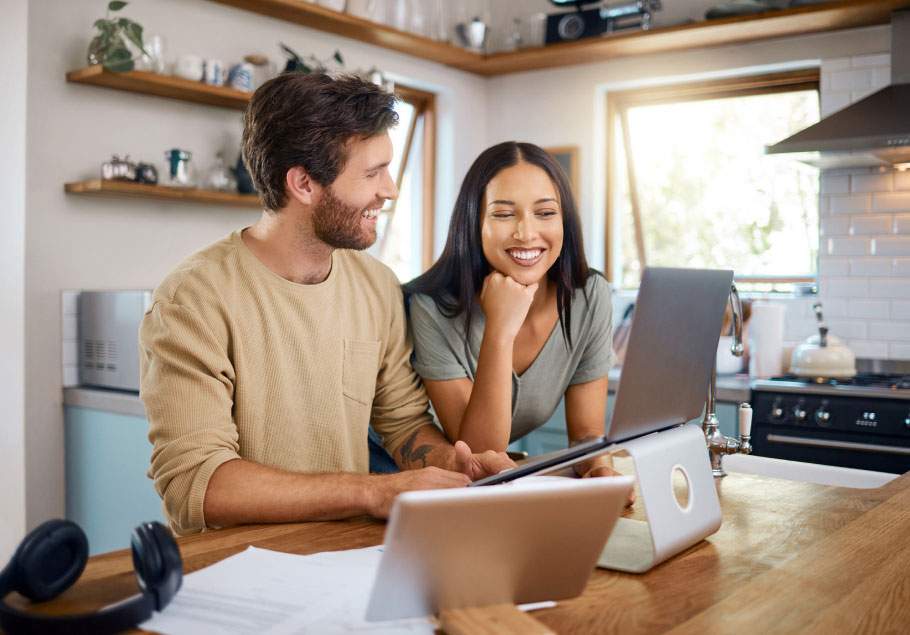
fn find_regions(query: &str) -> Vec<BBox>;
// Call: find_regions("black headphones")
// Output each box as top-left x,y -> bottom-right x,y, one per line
0,519 -> 182,635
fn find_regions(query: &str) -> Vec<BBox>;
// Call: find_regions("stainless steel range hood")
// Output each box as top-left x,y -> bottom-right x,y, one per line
765,9 -> 910,169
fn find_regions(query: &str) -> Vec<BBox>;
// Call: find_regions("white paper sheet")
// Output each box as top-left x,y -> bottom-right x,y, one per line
139,545 -> 434,635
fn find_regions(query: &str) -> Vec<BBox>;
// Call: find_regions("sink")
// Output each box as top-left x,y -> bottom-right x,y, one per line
723,454 -> 898,489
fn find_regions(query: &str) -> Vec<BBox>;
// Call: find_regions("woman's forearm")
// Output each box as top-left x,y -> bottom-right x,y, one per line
456,330 -> 515,452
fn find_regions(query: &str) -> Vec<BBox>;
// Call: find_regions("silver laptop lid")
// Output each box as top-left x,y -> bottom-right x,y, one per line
607,267 -> 733,443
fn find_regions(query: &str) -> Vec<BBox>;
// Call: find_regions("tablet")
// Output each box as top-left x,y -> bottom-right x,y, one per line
468,436 -> 611,487
364,475 -> 634,621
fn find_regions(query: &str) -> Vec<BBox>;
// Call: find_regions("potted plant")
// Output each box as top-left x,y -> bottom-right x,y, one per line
87,1 -> 148,73
279,43 -> 344,74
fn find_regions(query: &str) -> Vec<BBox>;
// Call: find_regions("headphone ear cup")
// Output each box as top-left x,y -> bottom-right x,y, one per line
9,519 -> 88,603
131,522 -> 182,612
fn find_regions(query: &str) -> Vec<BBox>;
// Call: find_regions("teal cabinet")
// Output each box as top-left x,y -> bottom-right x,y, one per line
65,406 -> 165,555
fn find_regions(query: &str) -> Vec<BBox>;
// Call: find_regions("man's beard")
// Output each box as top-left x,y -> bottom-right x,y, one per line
312,185 -> 380,250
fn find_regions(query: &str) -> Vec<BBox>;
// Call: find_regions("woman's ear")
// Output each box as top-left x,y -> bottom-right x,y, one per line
286,166 -> 319,206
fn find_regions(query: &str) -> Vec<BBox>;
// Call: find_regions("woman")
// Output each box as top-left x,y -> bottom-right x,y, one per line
404,141 -> 626,483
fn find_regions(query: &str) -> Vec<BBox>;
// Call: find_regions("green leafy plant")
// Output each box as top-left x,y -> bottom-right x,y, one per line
279,42 -> 344,74
87,1 -> 148,73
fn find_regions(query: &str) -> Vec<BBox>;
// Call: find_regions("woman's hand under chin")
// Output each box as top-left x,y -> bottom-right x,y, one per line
479,271 -> 538,340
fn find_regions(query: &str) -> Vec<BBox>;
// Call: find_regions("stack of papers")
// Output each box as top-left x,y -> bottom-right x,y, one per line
140,546 -> 433,634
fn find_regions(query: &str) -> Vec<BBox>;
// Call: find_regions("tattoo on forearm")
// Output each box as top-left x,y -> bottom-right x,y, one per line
400,430 -> 433,468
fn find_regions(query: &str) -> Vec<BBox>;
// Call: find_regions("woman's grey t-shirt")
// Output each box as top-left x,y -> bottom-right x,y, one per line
408,274 -> 617,443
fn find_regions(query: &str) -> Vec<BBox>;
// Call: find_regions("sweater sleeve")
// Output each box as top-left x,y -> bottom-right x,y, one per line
570,275 -> 618,386
139,299 -> 240,535
369,281 -> 437,458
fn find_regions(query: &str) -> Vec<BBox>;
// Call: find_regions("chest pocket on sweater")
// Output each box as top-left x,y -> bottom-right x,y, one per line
343,339 -> 381,406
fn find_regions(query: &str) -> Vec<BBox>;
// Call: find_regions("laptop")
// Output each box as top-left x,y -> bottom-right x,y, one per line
469,266 -> 734,486
365,475 -> 634,621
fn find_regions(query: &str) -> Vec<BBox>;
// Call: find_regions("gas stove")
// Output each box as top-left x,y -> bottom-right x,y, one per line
750,373 -> 910,474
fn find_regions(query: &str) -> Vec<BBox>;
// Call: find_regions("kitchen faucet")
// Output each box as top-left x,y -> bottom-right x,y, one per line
702,283 -> 753,477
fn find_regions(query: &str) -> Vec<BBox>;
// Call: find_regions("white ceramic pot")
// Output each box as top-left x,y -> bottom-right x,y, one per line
789,332 -> 856,378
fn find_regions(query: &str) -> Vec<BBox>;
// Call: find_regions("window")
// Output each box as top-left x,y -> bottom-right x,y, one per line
368,84 -> 436,282
607,70 -> 820,291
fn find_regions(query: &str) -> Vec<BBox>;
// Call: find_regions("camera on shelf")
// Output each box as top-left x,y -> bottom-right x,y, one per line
544,0 -> 662,45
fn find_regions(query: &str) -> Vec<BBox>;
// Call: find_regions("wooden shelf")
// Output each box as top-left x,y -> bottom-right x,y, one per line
65,179 -> 262,208
207,0 -> 482,69
206,0 -> 908,76
66,65 -> 252,109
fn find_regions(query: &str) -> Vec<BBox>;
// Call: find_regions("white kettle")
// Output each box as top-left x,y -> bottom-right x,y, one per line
789,302 -> 856,379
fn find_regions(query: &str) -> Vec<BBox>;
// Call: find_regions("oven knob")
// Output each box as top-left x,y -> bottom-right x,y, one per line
815,409 -> 831,426
793,406 -> 807,422
770,406 -> 783,420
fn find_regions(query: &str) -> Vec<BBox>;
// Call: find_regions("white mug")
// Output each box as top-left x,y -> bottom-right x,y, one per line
174,54 -> 204,81
203,58 -> 226,86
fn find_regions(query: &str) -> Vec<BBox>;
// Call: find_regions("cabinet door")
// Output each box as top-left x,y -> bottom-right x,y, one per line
65,406 -> 166,555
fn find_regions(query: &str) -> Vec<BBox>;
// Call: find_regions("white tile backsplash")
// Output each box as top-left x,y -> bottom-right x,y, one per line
868,321 -> 910,341
826,319 -> 867,339
873,237 -> 910,256
849,340 -> 890,359
872,192 -> 910,212
820,216 -> 849,236
850,258 -> 892,277
828,194 -> 870,214
827,237 -> 871,256
847,298 -> 890,319
818,257 -> 849,276
870,278 -> 910,298
820,173 -> 849,195
852,173 -> 893,193
851,215 -> 892,236
815,54 -> 910,360
825,277 -> 869,298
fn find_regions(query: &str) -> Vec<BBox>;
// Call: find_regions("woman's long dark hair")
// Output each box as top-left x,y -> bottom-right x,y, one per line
404,141 -> 591,348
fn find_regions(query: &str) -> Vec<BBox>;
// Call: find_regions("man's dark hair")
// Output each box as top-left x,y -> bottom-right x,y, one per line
404,141 -> 593,349
242,73 -> 398,212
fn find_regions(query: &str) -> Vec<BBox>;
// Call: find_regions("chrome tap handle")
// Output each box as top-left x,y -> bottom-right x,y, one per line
730,283 -> 744,357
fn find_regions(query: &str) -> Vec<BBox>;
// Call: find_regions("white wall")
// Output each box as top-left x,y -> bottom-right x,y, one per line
484,25 -> 908,359
23,0 -> 488,530
0,0 -> 29,561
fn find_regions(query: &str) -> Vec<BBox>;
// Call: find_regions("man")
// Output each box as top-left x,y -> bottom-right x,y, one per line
139,72 -> 514,535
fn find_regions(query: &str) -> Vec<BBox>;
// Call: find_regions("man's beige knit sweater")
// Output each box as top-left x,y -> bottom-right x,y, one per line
139,230 -> 433,535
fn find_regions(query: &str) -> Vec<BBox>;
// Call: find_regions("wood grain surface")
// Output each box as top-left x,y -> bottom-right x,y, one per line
5,462 -> 909,634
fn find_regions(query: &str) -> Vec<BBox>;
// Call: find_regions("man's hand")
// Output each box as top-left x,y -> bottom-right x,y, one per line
452,440 -> 517,481
367,467 -> 471,519
581,464 -> 636,506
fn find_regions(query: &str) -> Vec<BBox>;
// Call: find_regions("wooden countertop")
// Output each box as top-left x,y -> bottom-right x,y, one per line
7,463 -> 910,634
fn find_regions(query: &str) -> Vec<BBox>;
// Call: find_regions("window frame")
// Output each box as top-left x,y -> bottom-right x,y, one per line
604,68 -> 820,286
378,83 -> 437,273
